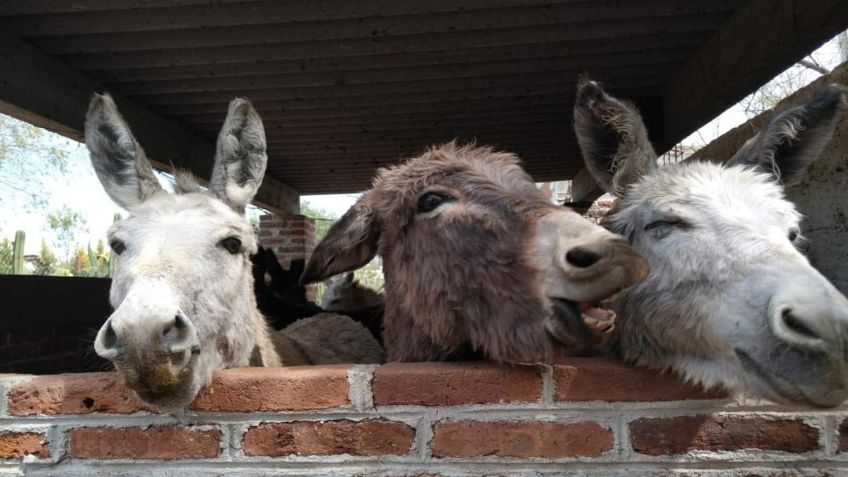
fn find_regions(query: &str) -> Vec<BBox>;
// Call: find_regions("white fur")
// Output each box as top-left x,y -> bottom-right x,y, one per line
87,95 -> 384,410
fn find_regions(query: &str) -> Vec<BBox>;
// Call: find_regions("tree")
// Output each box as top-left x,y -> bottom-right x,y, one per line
300,201 -> 336,242
46,205 -> 88,261
32,240 -> 61,276
0,113 -> 71,212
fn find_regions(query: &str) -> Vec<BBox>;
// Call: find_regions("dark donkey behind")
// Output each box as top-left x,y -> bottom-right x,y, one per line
302,142 -> 649,363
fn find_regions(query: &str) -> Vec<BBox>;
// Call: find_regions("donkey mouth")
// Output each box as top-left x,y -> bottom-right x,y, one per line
546,299 -> 616,350
735,348 -> 841,408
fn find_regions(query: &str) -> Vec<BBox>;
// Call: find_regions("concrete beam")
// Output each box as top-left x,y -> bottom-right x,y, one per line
662,0 -> 848,147
0,27 -> 299,215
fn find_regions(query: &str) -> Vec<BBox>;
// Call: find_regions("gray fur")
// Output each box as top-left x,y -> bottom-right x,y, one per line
573,78 -> 658,197
84,93 -> 163,207
274,313 -> 384,364
574,79 -> 848,407
728,83 -> 848,185
321,272 -> 384,311
86,95 -> 383,410
209,97 -> 268,213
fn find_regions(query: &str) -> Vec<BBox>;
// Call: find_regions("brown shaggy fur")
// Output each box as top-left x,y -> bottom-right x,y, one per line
302,143 -> 646,363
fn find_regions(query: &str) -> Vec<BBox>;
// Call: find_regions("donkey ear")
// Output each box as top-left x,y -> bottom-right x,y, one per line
85,93 -> 163,208
288,258 -> 306,278
301,195 -> 380,284
209,98 -> 267,213
264,247 -> 284,278
573,78 -> 658,197
728,84 -> 847,186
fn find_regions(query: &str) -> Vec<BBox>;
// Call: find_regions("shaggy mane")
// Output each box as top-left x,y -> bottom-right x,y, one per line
173,170 -> 203,194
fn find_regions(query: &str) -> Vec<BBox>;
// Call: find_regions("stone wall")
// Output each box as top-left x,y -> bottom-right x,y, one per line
688,61 -> 848,294
1,359 -> 846,476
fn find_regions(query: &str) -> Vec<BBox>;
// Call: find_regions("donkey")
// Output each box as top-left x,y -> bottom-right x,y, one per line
321,272 -> 384,311
87,93 -> 382,410
252,247 -> 322,328
574,79 -> 848,406
301,142 -> 650,362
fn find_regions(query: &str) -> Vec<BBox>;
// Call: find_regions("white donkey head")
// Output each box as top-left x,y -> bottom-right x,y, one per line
574,79 -> 848,407
87,94 -> 280,410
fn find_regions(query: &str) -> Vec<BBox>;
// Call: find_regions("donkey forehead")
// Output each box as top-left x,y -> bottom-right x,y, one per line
113,192 -> 251,236
623,162 -> 800,227
373,144 -> 543,201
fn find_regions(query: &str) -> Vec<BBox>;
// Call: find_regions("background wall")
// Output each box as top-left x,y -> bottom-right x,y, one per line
689,62 -> 848,294
0,276 -> 110,374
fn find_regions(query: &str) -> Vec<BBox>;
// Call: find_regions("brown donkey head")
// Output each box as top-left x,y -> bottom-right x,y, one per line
302,143 -> 649,363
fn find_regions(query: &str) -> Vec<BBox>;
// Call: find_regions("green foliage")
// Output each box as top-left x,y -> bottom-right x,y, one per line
46,205 -> 88,260
0,231 -> 27,274
354,257 -> 385,292
12,230 -> 24,274
0,238 -> 12,274
300,201 -> 335,242
32,239 -> 62,276
74,240 -> 112,278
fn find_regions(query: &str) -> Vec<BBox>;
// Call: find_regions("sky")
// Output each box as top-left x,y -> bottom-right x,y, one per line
0,35 -> 844,256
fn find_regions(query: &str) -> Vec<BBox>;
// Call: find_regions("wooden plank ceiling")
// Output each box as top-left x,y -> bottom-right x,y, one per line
0,0 -> 845,195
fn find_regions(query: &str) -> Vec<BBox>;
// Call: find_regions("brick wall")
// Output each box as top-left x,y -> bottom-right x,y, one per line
258,214 -> 316,270
1,359 -> 846,476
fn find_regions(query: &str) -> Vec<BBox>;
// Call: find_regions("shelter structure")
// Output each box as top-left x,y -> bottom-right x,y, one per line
1,0 -> 846,209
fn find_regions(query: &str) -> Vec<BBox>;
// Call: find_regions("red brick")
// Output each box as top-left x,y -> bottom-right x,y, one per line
0,432 -> 49,459
553,358 -> 726,402
191,366 -> 350,412
431,420 -> 612,458
260,236 -> 284,245
838,417 -> 848,452
69,426 -> 220,459
8,373 -> 149,415
630,415 -> 820,455
242,419 -> 414,457
373,362 -> 541,406
276,245 -> 309,253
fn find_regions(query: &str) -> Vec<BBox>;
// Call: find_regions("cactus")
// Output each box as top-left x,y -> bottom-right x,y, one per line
12,230 -> 24,274
108,213 -> 122,277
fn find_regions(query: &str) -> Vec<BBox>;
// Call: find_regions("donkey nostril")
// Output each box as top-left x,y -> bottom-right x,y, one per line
163,314 -> 187,338
566,247 -> 603,268
782,308 -> 820,340
102,321 -> 118,349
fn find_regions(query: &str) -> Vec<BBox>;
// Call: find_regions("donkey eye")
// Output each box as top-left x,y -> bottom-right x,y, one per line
220,237 -> 242,254
109,239 -> 126,255
644,218 -> 686,232
417,192 -> 454,213
788,228 -> 800,242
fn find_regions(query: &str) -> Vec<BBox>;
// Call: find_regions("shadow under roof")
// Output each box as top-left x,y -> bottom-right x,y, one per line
0,0 -> 845,210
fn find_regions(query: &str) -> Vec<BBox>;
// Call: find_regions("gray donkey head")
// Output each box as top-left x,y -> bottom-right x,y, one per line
87,93 -> 280,410
574,79 -> 848,407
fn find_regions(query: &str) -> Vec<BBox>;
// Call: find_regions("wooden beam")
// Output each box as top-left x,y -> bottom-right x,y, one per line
0,27 -> 299,215
662,0 -> 848,146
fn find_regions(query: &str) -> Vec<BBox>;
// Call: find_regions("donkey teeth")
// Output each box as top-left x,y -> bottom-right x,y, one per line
581,310 -> 617,334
